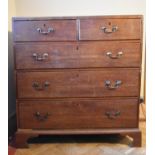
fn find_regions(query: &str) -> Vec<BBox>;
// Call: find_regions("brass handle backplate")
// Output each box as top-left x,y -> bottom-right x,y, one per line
32,53 -> 49,61
106,51 -> 123,59
105,80 -> 122,90
34,112 -> 51,122
105,111 -> 121,119
32,81 -> 50,91
37,27 -> 55,35
101,26 -> 118,33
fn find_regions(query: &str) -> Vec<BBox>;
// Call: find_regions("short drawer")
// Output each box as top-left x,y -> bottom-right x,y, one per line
18,98 -> 138,129
79,18 -> 142,40
15,41 -> 141,69
13,20 -> 77,41
17,69 -> 140,98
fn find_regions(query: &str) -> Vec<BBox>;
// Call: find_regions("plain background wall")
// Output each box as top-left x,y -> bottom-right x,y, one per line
15,0 -> 145,16
8,0 -> 146,132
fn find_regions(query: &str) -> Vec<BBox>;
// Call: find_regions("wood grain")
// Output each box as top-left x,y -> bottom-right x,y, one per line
79,18 -> 142,40
13,20 -> 77,41
17,69 -> 140,98
15,143 -> 146,155
15,41 -> 141,69
13,15 -> 143,148
13,15 -> 143,21
18,98 -> 138,129
14,121 -> 145,154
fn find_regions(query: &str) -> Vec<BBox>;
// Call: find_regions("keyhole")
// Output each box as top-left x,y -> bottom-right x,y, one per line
75,73 -> 79,78
43,24 -> 46,27
108,22 -> 111,25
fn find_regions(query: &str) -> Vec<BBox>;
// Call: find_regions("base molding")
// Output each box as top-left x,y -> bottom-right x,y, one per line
15,128 -> 142,148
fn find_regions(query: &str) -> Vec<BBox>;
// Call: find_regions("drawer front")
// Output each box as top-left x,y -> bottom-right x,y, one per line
13,20 -> 77,41
79,18 -> 141,40
17,69 -> 140,98
19,99 -> 138,129
15,42 -> 141,69
18,98 -> 138,129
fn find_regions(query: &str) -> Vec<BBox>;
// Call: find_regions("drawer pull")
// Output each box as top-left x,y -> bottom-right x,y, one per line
32,81 -> 50,91
101,26 -> 118,33
32,53 -> 48,61
106,51 -> 123,59
37,27 -> 55,35
105,80 -> 122,90
105,111 -> 121,119
34,112 -> 51,121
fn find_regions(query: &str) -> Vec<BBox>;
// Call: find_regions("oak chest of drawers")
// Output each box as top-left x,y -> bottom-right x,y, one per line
13,15 -> 143,148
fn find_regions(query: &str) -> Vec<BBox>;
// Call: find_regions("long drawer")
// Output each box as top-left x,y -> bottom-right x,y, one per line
13,20 -> 77,41
17,69 -> 140,98
15,41 -> 141,69
79,18 -> 141,40
18,98 -> 138,129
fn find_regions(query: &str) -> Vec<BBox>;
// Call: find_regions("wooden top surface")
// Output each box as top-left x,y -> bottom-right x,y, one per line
13,15 -> 143,21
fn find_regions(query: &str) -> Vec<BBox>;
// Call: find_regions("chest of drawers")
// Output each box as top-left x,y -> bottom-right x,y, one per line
13,15 -> 143,148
